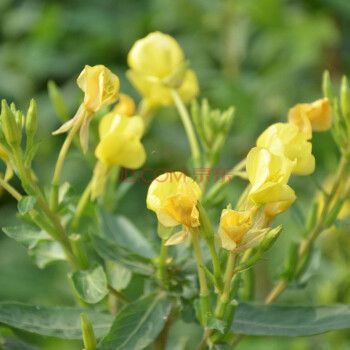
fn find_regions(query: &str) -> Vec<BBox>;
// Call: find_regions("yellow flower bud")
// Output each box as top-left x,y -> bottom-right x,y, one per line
257,122 -> 315,175
246,147 -> 296,204
288,98 -> 333,139
218,209 -> 252,250
147,172 -> 201,230
112,94 -> 136,116
95,112 -> 146,169
77,65 -> 120,112
127,31 -> 199,106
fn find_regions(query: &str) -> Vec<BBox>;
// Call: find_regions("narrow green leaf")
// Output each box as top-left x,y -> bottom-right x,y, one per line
0,303 -> 113,339
18,196 -> 38,215
232,302 -> 350,336
334,218 -> 350,228
91,235 -> 154,276
2,225 -> 50,249
29,241 -> 66,268
99,292 -> 172,350
70,264 -> 108,304
100,210 -> 155,259
210,344 -> 234,350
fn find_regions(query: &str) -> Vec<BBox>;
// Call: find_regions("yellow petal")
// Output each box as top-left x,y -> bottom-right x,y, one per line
265,198 -> 296,218
288,104 -> 312,140
95,133 -> 146,169
249,182 -> 296,204
112,94 -> 135,116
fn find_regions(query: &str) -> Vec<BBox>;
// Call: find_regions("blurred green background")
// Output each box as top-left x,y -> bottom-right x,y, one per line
0,0 -> 350,349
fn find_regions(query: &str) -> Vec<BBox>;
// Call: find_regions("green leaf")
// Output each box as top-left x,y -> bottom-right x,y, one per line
91,235 -> 154,276
232,302 -> 350,336
17,195 -> 38,215
2,225 -> 50,249
99,292 -> 172,350
70,264 -> 108,304
107,262 -> 132,291
0,337 -> 44,350
205,313 -> 227,334
100,210 -> 155,259
29,241 -> 66,268
0,303 -> 113,339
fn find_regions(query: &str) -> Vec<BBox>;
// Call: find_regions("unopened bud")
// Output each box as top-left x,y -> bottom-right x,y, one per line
282,241 -> 299,281
113,94 -> 135,116
26,99 -> 37,135
81,314 -> 97,350
325,198 -> 345,227
1,100 -> 21,144
197,201 -> 214,241
47,80 -> 69,122
259,225 -> 283,253
322,70 -> 335,104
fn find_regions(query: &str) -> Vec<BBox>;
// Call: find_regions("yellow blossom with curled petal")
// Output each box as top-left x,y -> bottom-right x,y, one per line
288,98 -> 333,139
127,31 -> 199,107
257,122 -> 315,175
147,172 -> 201,230
112,94 -> 136,116
77,65 -> 120,112
95,112 -> 145,169
218,209 -> 253,250
246,147 -> 296,204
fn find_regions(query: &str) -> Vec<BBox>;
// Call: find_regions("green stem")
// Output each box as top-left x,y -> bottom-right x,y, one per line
157,240 -> 169,281
71,180 -> 93,231
190,229 -> 210,321
215,251 -> 236,318
50,116 -> 84,212
108,285 -> 130,304
0,176 -> 22,201
171,89 -> 201,168
207,237 -> 223,292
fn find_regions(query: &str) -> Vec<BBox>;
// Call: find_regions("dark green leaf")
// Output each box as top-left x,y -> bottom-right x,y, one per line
99,292 -> 172,350
29,241 -> 66,268
100,210 -> 155,259
2,225 -> 50,249
205,313 -> 227,334
70,264 -> 108,304
0,303 -> 113,339
232,302 -> 350,336
17,196 -> 38,215
91,235 -> 154,276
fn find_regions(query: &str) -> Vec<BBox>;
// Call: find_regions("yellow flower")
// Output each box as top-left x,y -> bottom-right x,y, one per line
77,65 -> 120,112
147,172 -> 201,231
218,209 -> 252,250
95,112 -> 146,169
246,147 -> 296,204
53,65 -> 120,153
127,31 -> 199,106
288,98 -> 333,139
112,93 -> 136,116
257,122 -> 315,175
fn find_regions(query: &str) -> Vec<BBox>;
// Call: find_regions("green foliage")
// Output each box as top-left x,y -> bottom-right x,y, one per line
0,303 -> 113,339
98,292 -> 172,350
70,264 -> 108,304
